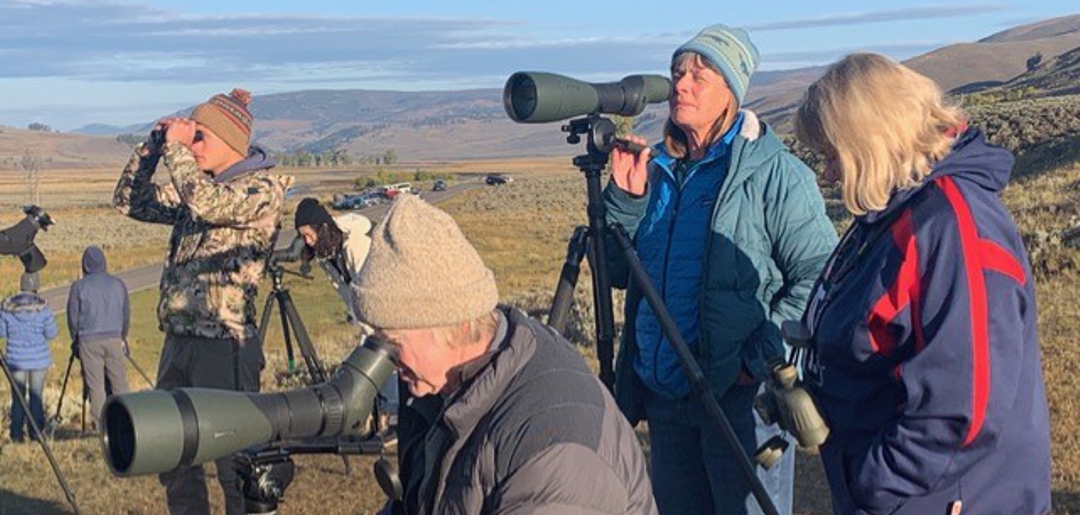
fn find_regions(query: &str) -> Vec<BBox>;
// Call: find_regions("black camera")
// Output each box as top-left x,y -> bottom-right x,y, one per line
0,205 -> 53,273
150,127 -> 204,149
149,128 -> 166,148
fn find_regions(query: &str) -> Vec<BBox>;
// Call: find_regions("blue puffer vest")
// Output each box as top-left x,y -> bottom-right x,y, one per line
633,115 -> 743,398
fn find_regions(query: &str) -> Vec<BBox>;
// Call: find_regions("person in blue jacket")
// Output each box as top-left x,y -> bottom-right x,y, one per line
0,272 -> 58,442
793,53 -> 1052,515
606,24 -> 838,514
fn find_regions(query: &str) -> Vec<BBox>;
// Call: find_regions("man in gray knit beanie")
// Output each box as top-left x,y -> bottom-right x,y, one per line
359,195 -> 657,515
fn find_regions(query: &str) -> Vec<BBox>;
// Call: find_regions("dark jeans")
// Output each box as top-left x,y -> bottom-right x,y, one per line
9,367 -> 47,441
155,334 -> 263,515
645,382 -> 795,515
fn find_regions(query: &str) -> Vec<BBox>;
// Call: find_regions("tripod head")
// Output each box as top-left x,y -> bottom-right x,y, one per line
236,438 -> 389,514
266,258 -> 314,292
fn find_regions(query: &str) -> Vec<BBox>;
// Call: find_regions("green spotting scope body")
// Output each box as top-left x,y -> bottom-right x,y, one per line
101,338 -> 396,477
503,72 -> 671,123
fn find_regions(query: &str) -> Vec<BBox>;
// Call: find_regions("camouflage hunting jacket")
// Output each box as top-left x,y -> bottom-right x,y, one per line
113,142 -> 294,341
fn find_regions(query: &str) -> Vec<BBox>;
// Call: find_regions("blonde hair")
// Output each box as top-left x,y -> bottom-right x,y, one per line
664,52 -> 741,159
794,53 -> 966,215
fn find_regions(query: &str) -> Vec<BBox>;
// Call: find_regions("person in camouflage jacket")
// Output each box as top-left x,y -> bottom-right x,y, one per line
112,88 -> 293,515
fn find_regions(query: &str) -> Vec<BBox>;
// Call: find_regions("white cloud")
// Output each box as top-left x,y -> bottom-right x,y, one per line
747,4 -> 1012,31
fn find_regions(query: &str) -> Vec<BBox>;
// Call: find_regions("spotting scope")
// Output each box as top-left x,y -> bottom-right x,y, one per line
101,337 -> 396,477
503,72 -> 671,123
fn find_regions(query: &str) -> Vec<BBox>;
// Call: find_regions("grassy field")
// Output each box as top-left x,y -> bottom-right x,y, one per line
1,156 -> 1079,514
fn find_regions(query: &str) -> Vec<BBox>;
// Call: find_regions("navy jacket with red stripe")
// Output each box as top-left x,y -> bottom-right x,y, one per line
803,129 -> 1051,515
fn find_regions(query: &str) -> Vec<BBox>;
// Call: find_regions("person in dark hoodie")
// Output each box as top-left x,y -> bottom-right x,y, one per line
1,272 -> 57,442
793,53 -> 1051,515
113,88 -> 293,515
67,245 -> 130,431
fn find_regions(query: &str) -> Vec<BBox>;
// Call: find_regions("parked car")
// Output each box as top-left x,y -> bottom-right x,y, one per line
433,180 -> 447,191
485,174 -> 512,185
332,191 -> 390,210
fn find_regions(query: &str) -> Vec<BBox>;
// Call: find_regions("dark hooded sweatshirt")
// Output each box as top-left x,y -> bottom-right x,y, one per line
67,246 -> 130,344
803,129 -> 1051,515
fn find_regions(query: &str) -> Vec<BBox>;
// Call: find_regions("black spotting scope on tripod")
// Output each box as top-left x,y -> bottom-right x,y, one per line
502,70 -> 786,515
260,235 -> 327,384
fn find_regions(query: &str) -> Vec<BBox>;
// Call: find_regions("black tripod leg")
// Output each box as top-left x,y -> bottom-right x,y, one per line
0,351 -> 83,514
258,291 -> 275,348
125,354 -> 155,389
583,170 -> 616,389
276,292 -> 298,375
608,223 -> 780,515
281,290 -> 327,384
79,359 -> 88,435
51,351 -> 76,425
549,226 -> 589,335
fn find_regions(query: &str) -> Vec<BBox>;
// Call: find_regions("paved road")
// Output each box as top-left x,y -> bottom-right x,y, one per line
40,180 -> 484,313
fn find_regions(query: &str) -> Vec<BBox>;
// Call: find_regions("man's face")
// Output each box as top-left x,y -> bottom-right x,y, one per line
191,123 -> 243,175
298,225 -> 319,248
379,327 -> 458,397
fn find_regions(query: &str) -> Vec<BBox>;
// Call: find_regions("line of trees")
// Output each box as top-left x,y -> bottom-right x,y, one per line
275,148 -> 398,168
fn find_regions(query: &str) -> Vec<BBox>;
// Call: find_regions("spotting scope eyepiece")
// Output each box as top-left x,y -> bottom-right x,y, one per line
503,72 -> 671,123
101,337 -> 396,477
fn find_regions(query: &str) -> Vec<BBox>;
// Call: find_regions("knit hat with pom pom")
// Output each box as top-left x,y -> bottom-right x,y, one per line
190,88 -> 255,155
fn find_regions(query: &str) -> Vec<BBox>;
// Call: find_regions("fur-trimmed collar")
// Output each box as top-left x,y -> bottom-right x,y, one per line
1,292 -> 47,313
737,109 -> 762,141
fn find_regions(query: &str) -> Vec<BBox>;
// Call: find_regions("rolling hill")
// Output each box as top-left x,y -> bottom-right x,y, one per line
40,13 -> 1080,165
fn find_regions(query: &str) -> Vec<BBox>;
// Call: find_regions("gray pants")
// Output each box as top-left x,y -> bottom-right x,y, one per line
78,337 -> 129,430
156,333 -> 264,515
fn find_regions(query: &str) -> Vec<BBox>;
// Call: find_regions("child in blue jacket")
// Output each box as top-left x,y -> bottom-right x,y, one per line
1,272 -> 57,442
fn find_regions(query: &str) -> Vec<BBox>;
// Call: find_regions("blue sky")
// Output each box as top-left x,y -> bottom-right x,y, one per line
0,0 -> 1075,130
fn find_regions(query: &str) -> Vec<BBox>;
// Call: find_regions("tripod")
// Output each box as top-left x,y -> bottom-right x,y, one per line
258,262 -> 327,384
546,114 -> 781,515
0,349 -> 82,514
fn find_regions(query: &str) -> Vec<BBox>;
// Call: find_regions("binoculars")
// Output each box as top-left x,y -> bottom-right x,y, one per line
752,321 -> 830,469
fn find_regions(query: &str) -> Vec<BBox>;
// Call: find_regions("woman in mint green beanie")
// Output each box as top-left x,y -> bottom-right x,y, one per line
604,24 -> 837,515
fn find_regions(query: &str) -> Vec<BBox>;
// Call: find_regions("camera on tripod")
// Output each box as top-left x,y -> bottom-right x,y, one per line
752,321 -> 830,469
0,205 -> 53,273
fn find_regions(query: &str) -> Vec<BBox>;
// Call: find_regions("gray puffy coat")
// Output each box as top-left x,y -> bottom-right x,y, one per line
408,307 -> 657,515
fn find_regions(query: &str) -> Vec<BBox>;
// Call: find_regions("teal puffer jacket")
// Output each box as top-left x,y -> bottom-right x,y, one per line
604,110 -> 837,423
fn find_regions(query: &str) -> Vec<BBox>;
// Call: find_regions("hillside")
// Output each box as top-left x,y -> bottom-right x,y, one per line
39,13 -> 1080,162
748,14 -> 1080,130
0,125 -> 130,170
906,15 -> 1080,93
989,45 -> 1080,97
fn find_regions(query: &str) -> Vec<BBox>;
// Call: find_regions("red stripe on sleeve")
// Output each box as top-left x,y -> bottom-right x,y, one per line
936,177 -> 990,447
867,209 -> 922,356
980,239 -> 1026,286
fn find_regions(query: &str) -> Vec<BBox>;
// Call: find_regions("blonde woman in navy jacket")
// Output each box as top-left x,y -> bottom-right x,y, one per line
794,53 -> 1051,515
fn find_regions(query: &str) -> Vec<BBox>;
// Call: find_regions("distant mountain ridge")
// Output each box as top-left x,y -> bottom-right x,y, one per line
56,13 -> 1080,163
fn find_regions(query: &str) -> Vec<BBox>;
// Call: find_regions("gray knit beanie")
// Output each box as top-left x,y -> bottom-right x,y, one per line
20,272 -> 39,293
354,195 -> 498,329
